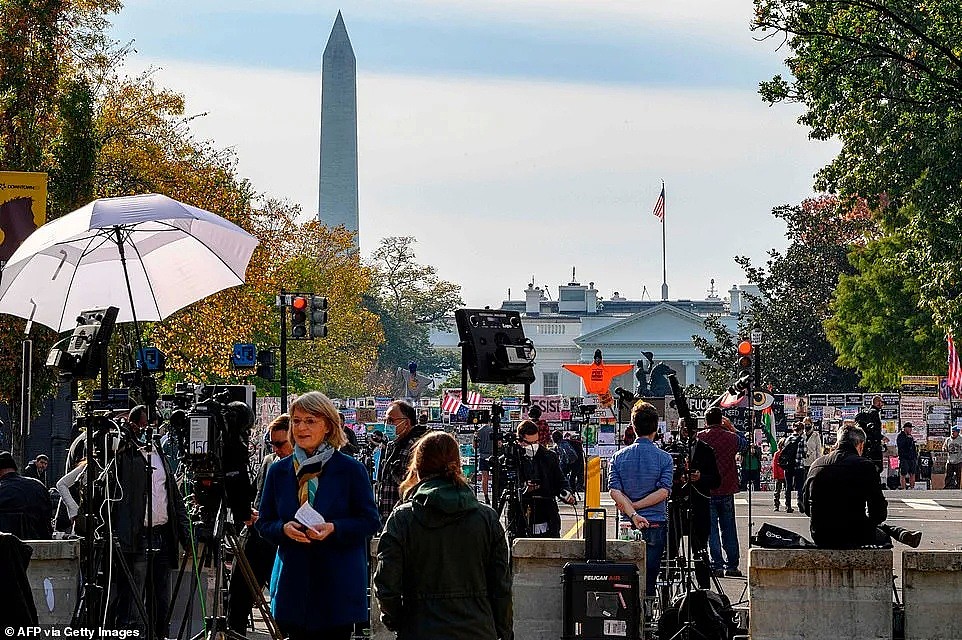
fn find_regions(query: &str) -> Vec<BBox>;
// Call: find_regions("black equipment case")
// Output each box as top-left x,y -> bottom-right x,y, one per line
561,561 -> 641,639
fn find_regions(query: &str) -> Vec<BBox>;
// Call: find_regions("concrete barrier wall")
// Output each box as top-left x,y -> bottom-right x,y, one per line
511,538 -> 646,640
26,539 -> 81,625
902,551 -> 962,640
748,548 -> 892,640
369,537 -> 646,640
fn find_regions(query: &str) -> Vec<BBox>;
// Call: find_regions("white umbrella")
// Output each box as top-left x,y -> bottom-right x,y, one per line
0,193 -> 259,332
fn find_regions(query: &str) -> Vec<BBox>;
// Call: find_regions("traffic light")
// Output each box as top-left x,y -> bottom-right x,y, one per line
290,294 -> 309,339
736,340 -> 753,373
311,295 -> 329,338
256,349 -> 275,380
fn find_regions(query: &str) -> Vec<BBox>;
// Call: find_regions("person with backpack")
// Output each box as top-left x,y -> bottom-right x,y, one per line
552,430 -> 576,486
778,422 -> 808,513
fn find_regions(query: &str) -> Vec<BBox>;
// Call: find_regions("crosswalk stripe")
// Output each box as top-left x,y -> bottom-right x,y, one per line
901,499 -> 946,511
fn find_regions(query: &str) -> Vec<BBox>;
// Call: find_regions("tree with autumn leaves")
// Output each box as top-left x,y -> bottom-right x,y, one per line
0,2 -> 387,404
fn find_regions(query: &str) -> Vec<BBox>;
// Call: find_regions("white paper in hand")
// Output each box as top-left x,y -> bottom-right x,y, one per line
294,502 -> 326,530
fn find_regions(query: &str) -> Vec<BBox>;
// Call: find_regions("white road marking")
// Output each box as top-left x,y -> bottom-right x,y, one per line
901,499 -> 946,510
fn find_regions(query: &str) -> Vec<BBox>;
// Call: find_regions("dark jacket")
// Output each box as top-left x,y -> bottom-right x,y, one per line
0,472 -> 52,540
377,424 -> 429,522
109,444 -> 191,565
801,446 -> 886,548
22,461 -> 47,487
374,477 -> 513,640
256,451 -> 380,630
855,408 -> 884,460
0,533 -> 38,626
897,432 -> 918,462
666,438 -> 721,502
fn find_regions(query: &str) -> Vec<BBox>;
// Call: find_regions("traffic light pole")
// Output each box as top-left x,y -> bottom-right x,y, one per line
279,289 -> 289,413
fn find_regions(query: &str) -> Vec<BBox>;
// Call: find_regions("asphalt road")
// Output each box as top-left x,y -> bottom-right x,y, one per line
556,489 -> 962,603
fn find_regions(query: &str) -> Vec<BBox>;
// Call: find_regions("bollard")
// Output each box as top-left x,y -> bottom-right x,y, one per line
586,455 -> 601,508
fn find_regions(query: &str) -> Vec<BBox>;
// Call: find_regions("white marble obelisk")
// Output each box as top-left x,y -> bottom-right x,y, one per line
318,11 -> 359,244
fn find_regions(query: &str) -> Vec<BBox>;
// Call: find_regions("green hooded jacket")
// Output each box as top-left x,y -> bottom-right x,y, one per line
374,477 -> 513,639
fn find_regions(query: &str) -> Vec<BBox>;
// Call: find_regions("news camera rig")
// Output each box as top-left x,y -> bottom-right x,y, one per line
44,308 -> 150,631
655,372 -> 748,640
455,308 -> 535,538
164,382 -> 281,640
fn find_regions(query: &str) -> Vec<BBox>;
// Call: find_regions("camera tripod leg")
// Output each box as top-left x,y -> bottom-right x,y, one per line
224,530 -> 283,640
71,536 -> 107,628
171,540 -> 211,640
112,538 -> 152,633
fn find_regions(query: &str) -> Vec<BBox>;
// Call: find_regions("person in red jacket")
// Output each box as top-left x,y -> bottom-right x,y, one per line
772,439 -> 786,511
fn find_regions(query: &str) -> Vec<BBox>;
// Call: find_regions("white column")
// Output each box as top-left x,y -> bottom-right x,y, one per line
683,360 -> 699,386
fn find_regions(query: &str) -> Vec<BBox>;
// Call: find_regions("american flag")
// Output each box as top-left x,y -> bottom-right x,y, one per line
948,335 -> 962,398
467,390 -> 483,408
441,392 -> 464,414
652,184 -> 665,222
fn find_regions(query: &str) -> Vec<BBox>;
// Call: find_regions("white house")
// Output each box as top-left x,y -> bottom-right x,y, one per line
431,275 -> 757,396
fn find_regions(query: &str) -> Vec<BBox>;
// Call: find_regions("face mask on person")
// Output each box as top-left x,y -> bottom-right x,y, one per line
524,443 -> 539,457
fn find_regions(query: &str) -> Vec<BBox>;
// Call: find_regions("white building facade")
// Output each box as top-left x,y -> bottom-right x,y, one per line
431,278 -> 757,396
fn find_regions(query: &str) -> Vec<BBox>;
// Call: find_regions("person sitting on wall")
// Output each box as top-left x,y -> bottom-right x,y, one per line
801,424 -> 921,549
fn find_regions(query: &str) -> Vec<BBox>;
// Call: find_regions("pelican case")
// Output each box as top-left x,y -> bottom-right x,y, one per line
561,561 -> 640,639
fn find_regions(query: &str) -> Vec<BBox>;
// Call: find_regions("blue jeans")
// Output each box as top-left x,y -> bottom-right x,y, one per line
708,495 -> 739,572
639,524 -> 666,596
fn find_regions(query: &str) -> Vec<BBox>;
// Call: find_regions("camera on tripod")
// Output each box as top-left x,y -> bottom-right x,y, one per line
168,383 -> 254,532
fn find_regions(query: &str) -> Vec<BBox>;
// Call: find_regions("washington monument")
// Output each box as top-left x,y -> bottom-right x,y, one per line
318,11 -> 359,243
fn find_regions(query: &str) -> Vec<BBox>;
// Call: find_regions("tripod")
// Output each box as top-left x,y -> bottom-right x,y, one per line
487,405 -> 526,541
657,427 -> 733,640
168,501 -> 282,640
70,424 -> 150,632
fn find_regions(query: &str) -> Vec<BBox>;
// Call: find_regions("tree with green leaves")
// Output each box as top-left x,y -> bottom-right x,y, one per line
366,236 -> 463,387
695,196 -> 867,394
753,0 -> 962,335
825,211 -> 944,389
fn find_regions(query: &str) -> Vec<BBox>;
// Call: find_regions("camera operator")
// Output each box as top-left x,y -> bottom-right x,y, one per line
515,420 -> 576,538
854,395 -> 888,476
227,414 -> 293,636
662,417 -> 720,589
124,405 -> 191,638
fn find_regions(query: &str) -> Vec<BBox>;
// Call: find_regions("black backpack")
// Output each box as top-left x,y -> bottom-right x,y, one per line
778,437 -> 800,470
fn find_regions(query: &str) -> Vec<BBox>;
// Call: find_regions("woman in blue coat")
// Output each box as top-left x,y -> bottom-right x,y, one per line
256,391 -> 380,639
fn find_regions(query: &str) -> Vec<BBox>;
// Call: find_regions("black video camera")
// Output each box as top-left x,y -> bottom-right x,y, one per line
173,384 -> 254,527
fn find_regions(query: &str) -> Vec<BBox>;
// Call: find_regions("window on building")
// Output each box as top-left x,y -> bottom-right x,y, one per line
543,371 -> 559,395
559,289 -> 586,302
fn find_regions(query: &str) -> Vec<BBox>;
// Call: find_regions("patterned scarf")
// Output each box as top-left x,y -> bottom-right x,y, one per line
293,443 -> 335,506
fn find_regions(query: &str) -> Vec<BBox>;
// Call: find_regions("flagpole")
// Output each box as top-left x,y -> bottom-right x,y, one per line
660,181 -> 668,301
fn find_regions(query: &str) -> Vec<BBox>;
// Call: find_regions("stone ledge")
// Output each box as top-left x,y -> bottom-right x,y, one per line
26,539 -> 80,561
749,547 -> 892,571
511,537 -> 646,562
902,550 -> 962,572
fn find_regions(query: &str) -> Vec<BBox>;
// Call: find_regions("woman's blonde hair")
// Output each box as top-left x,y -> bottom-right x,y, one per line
289,391 -> 347,449
399,431 -> 467,499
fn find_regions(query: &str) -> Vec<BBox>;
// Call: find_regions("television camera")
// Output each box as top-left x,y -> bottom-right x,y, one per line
167,383 -> 254,531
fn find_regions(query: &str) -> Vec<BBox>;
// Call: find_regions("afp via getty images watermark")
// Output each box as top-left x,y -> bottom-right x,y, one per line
5,627 -> 140,639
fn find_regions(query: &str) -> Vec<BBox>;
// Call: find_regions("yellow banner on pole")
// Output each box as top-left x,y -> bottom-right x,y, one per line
0,171 -> 48,262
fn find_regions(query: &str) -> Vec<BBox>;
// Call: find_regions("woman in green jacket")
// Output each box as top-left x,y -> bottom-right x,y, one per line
374,431 -> 513,639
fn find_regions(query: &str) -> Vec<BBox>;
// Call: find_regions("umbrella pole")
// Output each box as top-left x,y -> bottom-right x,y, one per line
115,226 -> 158,640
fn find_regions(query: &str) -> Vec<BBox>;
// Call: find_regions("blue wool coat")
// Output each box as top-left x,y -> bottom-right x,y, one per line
255,450 -> 380,630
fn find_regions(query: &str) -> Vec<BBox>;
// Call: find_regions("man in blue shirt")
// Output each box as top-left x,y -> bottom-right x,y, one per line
609,401 -> 674,597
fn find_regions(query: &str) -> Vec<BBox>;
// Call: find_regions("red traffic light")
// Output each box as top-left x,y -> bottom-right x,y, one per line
737,340 -> 753,356
292,296 -> 308,311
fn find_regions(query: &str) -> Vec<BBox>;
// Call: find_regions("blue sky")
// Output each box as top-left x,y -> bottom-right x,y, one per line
113,2 -> 778,89
111,1 -> 836,307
